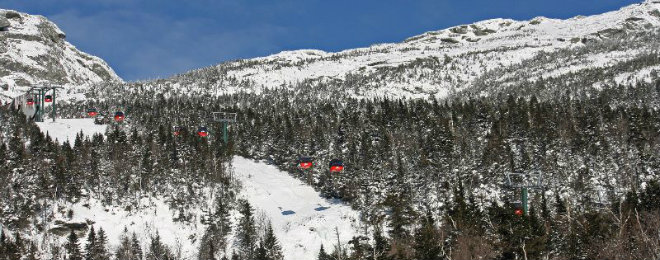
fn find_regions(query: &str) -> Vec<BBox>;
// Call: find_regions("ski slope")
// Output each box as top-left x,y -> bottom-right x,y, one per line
33,119 -> 362,259
234,157 -> 363,260
35,118 -> 107,144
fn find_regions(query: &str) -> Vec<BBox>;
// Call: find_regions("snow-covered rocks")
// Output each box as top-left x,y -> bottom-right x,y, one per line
0,9 -> 121,103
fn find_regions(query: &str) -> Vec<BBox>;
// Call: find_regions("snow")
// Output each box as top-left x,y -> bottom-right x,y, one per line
59,196 -> 205,259
0,9 -> 122,104
233,157 -> 363,260
35,118 -> 107,144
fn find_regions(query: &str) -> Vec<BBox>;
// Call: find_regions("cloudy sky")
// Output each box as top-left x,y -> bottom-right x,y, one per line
0,0 -> 641,81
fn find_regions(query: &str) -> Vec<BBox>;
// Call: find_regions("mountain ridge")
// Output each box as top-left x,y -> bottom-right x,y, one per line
129,0 -> 658,101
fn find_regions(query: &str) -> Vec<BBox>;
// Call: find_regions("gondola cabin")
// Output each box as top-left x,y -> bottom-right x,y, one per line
299,157 -> 313,169
197,126 -> 209,137
173,126 -> 182,136
114,111 -> 125,122
26,98 -> 34,106
44,95 -> 52,102
329,159 -> 344,172
514,208 -> 524,216
87,108 -> 98,117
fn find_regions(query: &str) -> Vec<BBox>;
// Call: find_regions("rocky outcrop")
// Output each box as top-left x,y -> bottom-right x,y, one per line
0,16 -> 9,30
0,9 -> 121,101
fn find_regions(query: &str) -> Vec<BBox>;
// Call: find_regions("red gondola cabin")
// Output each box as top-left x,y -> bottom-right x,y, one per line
26,98 -> 34,106
87,108 -> 98,117
299,157 -> 313,169
514,208 -> 524,216
329,159 -> 344,172
173,126 -> 182,136
197,126 -> 209,137
44,95 -> 53,102
114,111 -> 125,122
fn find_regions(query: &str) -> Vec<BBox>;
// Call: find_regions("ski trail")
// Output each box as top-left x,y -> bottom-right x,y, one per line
36,118 -> 107,144
233,157 -> 362,260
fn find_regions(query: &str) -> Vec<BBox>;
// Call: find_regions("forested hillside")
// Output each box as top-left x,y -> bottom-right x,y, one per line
37,76 -> 660,259
0,104 -> 290,259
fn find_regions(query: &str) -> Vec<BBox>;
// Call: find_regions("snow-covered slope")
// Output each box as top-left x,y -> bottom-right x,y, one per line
29,119 -> 362,260
233,157 -> 362,260
0,9 -> 121,102
133,0 -> 659,101
35,118 -> 107,144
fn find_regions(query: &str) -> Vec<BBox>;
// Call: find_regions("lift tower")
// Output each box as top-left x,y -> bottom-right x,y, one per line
27,84 -> 63,122
504,171 -> 544,215
212,112 -> 237,144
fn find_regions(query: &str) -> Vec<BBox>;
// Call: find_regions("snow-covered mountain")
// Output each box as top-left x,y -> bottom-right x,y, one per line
138,0 -> 659,101
4,1 -> 660,103
0,9 -> 121,102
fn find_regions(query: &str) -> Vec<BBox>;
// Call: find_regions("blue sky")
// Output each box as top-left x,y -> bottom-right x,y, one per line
0,0 -> 642,81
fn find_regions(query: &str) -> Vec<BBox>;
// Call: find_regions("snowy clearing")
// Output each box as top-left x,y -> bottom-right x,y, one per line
234,157 -> 363,260
35,118 -> 107,144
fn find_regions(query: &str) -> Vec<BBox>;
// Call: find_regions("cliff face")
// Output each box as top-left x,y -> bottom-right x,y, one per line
0,9 -> 121,101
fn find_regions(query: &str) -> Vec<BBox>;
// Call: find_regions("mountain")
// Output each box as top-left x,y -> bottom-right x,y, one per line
2,2 -> 660,260
0,9 -> 121,103
125,0 -> 660,101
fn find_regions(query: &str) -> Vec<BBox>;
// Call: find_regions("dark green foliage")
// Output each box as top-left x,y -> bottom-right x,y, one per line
65,230 -> 82,260
262,224 -> 284,260
317,245 -> 331,260
147,232 -> 174,260
115,229 -> 141,260
237,200 -> 257,260
84,226 -> 96,260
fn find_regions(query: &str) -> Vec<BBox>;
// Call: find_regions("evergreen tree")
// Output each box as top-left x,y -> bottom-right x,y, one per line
256,224 -> 281,260
317,245 -> 331,260
131,233 -> 143,260
147,232 -> 173,260
84,226 -> 96,260
94,228 -> 110,260
115,229 -> 139,260
237,200 -> 257,260
65,230 -> 82,260
255,241 -> 267,260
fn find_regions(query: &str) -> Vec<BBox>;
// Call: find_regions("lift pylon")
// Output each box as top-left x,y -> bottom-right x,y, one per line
212,111 -> 237,144
504,171 -> 544,215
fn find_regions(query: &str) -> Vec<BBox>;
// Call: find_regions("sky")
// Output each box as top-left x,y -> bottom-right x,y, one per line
0,0 -> 643,81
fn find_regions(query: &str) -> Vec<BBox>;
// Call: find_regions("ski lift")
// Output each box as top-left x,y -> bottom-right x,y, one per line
173,126 -> 182,136
114,111 -> 125,122
87,108 -> 98,117
44,95 -> 52,102
329,159 -> 344,172
197,126 -> 209,137
26,98 -> 34,106
298,157 -> 313,169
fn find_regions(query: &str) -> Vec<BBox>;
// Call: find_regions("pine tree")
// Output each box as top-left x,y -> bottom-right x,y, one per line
317,245 -> 331,260
237,200 -> 257,260
131,233 -> 143,260
147,232 -> 173,260
115,229 -> 139,260
262,224 -> 283,260
84,226 -> 96,260
65,230 -> 82,260
94,228 -> 110,260
255,241 -> 267,260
